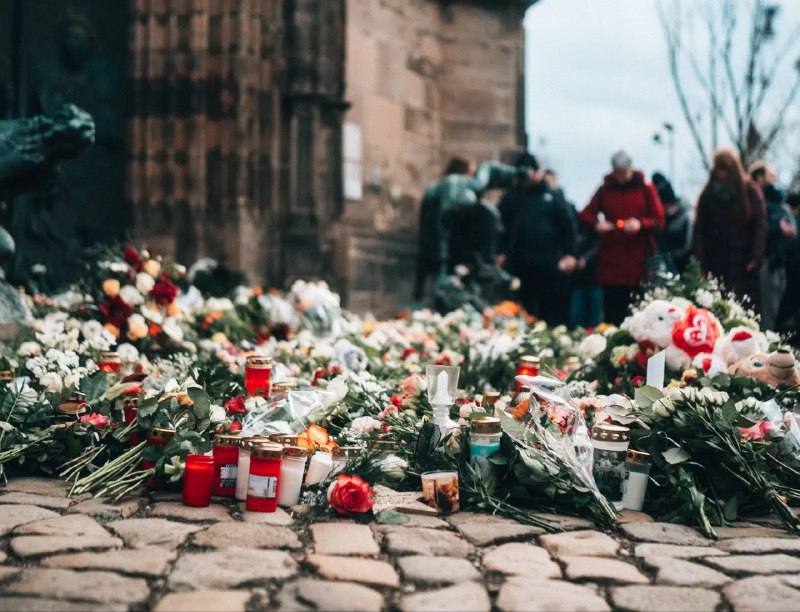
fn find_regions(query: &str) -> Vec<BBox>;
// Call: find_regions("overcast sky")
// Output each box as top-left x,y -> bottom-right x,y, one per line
524,0 -> 800,207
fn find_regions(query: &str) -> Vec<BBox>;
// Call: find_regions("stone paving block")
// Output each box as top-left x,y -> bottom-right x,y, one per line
0,597 -> 126,611
781,574 -> 800,589
531,513 -> 595,531
562,556 -> 649,584
616,510 -> 654,524
0,567 -> 20,581
705,553 -> 800,575
3,568 -> 150,604
397,555 -> 480,584
482,542 -> 560,578
633,543 -> 726,559
715,537 -> 800,554
0,551 -> 6,563
277,579 -> 384,612
611,586 -> 720,612
384,526 -> 471,557
68,497 -> 140,518
42,547 -> 177,576
151,501 -> 233,522
107,518 -> 202,549
643,556 -> 731,587
713,526 -> 793,539
723,576 -> 800,612
238,503 -> 294,526
168,548 -> 296,590
447,512 -> 542,546
312,522 -> 380,555
370,513 -> 449,530
620,522 -> 708,545
9,535 -> 123,557
0,505 -> 59,536
306,554 -> 400,588
153,589 -> 252,611
400,581 -> 490,612
14,513 -> 110,538
539,530 -> 619,558
193,522 -> 301,550
2,477 -> 68,497
496,577 -> 610,611
0,493 -> 70,510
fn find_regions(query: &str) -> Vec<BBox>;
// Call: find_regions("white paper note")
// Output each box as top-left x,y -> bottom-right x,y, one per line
646,350 -> 666,390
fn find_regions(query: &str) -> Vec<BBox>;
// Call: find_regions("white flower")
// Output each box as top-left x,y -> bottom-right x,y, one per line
136,272 -> 155,294
209,404 -> 227,423
162,318 -> 184,341
695,289 -> 714,308
81,320 -> 105,341
334,339 -> 367,372
350,416 -> 382,436
63,372 -> 82,389
205,297 -> 235,312
140,305 -> 164,324
17,341 -> 41,357
311,343 -> 336,362
119,285 -> 144,306
39,372 -> 63,393
578,334 -> 607,359
234,286 -> 253,305
379,454 -> 408,480
117,343 -> 140,364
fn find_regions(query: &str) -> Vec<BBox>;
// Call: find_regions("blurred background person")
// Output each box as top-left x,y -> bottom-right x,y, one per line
579,150 -> 665,325
652,171 -> 692,276
750,161 -> 797,330
777,191 -> 800,343
497,152 -> 541,265
693,148 -> 766,310
570,198 -> 601,329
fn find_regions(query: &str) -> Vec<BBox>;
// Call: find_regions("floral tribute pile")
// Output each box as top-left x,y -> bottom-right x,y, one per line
1,249 -> 799,537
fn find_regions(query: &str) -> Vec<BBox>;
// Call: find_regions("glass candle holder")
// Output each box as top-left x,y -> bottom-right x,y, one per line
515,355 -> 540,391
426,364 -> 460,429
277,446 -> 308,507
421,470 -> 460,513
246,443 -> 283,513
182,454 -> 215,507
212,434 -> 240,497
591,423 -> 630,511
98,352 -> 122,375
245,356 -> 273,397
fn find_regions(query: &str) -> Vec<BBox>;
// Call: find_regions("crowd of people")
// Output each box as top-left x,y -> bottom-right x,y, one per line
416,147 -> 800,339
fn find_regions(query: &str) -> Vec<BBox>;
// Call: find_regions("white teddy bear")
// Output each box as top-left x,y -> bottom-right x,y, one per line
714,326 -> 767,366
623,299 -> 685,348
691,353 -> 727,376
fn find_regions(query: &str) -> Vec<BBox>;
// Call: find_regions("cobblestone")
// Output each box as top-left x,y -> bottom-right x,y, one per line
400,582 -> 490,612
2,477 -> 68,497
496,577 -> 610,611
107,517 -> 202,549
397,555 -> 480,584
562,555 -> 650,584
482,542 -> 560,577
723,576 -> 800,611
42,547 -> 177,576
715,536 -> 800,554
151,501 -> 233,522
192,522 -> 302,550
633,543 -> 726,559
3,568 -> 150,604
0,598 -> 125,611
238,503 -> 294,525
447,512 -> 542,545
9,535 -> 123,557
277,578 -> 384,611
168,548 -> 297,589
14,513 -> 110,538
620,522 -> 708,545
0,493 -> 70,510
306,554 -> 400,587
0,505 -> 60,536
642,555 -> 731,587
312,522 -> 380,555
67,498 -> 140,518
610,586 -> 721,611
384,527 -> 472,557
705,553 -> 800,575
539,529 -> 620,557
153,590 -> 252,611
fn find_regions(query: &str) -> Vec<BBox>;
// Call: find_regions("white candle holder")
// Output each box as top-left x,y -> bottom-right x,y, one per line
425,364 -> 460,433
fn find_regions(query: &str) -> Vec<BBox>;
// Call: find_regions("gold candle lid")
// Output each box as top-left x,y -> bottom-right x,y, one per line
471,417 -> 501,435
99,352 -> 121,363
246,355 -> 273,369
519,355 -> 540,367
591,423 -> 630,442
282,445 -> 309,458
268,434 -> 299,446
213,434 -> 241,447
251,442 -> 283,459
148,427 -> 176,442
272,380 -> 297,393
332,446 -> 362,460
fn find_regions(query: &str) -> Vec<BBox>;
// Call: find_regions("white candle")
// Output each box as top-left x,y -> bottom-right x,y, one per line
277,455 -> 307,507
235,447 -> 252,501
304,451 -> 333,485
431,371 -> 451,404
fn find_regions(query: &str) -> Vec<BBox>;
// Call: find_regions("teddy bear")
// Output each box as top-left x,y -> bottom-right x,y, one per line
692,353 -> 727,377
624,299 -> 684,348
714,326 -> 767,367
665,305 -> 723,371
729,349 -> 800,387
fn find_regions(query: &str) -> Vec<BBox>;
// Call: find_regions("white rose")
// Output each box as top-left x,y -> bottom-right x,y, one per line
350,416 -> 382,436
311,343 -> 336,362
136,272 -> 155,294
578,334 -> 607,359
39,372 -> 63,393
209,404 -> 226,423
379,454 -> 408,480
162,318 -> 184,341
81,320 -> 105,341
119,285 -> 144,306
117,343 -> 140,364
63,372 -> 82,390
17,341 -> 41,357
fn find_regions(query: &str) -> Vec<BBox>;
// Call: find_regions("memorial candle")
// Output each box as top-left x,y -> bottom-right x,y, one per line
182,454 -> 215,507
245,356 -> 272,397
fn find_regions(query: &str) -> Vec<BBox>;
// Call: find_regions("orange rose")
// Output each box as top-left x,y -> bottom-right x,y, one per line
326,475 -> 375,515
103,279 -> 121,297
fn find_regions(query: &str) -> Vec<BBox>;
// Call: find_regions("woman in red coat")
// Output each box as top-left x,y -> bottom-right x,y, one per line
693,148 -> 766,309
579,151 -> 665,325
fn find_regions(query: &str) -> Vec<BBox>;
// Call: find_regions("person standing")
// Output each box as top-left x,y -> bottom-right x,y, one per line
503,168 -> 577,325
777,191 -> 800,341
693,149 -> 766,309
749,161 -> 797,329
652,172 -> 692,275
579,151 -> 665,325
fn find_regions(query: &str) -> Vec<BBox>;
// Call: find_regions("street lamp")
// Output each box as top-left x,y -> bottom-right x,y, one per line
653,123 -> 676,183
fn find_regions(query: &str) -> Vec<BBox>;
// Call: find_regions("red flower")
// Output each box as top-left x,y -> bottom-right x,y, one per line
311,368 -> 327,386
634,352 -> 648,370
150,275 -> 178,306
124,245 -> 142,270
224,396 -> 246,415
326,475 -> 375,515
740,421 -> 772,441
390,394 -> 404,408
401,347 -> 418,361
100,295 -> 133,330
80,413 -> 109,430
631,375 -> 645,388
228,421 -> 243,433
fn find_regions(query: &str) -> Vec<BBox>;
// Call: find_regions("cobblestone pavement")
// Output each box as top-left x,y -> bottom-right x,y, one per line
1,478 -> 800,611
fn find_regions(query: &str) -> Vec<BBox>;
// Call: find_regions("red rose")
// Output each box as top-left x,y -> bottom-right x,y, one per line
124,245 -> 142,270
326,475 -> 375,515
100,295 -> 133,330
224,396 -> 246,415
150,275 -> 178,306
80,413 -> 109,430
228,421 -> 243,433
631,375 -> 645,388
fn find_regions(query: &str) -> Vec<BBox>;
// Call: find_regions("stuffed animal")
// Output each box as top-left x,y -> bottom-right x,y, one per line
729,349 -> 800,387
714,326 -> 767,366
666,305 -> 723,371
692,353 -> 727,377
624,299 -> 684,347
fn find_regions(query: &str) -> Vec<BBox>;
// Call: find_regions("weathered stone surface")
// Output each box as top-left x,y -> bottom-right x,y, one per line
715,537 -> 800,555
107,518 -> 202,549
168,548 -> 296,590
193,522 -> 301,550
620,522 -> 708,545
14,513 -> 109,538
562,556 -> 649,584
153,590 -> 252,612
0,505 -> 59,536
713,526 -> 792,539
723,576 -> 800,612
0,551 -> 6,563
68,498 -> 140,518
2,477 -> 67,497
643,556 -> 731,587
0,493 -> 70,510
706,553 -> 800,575
4,568 -> 149,604
532,513 -> 595,531
397,555 -> 480,584
277,579 -> 384,612
151,501 -> 233,522
9,535 -> 123,557
496,577 -> 609,612
371,513 -> 449,530
539,530 -> 619,558
306,554 -> 400,588
634,543 -> 725,559
616,510 -> 654,524
312,522 -> 380,556
42,547 -> 176,576
0,598 -> 125,611
482,543 -> 560,578
384,527 -> 471,557
611,586 -> 720,612
781,574 -> 800,589
400,582 -> 490,612
0,567 -> 20,581
239,504 -> 294,526
447,512 -> 542,546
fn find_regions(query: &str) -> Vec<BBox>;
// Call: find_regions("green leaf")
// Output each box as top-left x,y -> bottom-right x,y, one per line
80,372 -> 108,403
375,509 -> 410,525
721,401 -> 738,424
663,447 -> 691,464
187,388 -> 211,420
634,385 -> 663,409
723,494 -> 738,521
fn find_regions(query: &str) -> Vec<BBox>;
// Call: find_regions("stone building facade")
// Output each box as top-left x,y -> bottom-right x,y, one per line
4,0 -> 533,315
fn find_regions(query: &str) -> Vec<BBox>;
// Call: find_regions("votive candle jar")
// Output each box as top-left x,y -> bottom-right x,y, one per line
234,436 -> 270,501
470,417 -> 502,459
277,446 -> 309,507
515,355 -> 540,391
246,443 -> 283,512
421,470 -> 460,513
245,356 -> 272,398
622,449 -> 652,512
304,451 -> 333,485
182,454 -> 215,507
591,423 -> 630,511
98,352 -> 122,375
212,434 -> 240,496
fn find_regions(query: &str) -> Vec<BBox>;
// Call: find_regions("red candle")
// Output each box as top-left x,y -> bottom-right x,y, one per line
183,454 -> 215,507
122,397 -> 140,446
515,355 -> 540,391
245,356 -> 272,397
212,434 -> 240,496
142,427 -> 175,489
246,443 -> 282,513
98,352 -> 122,375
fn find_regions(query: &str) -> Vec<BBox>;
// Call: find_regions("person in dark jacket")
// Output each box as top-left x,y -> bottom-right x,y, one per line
693,148 -> 766,309
579,150 -> 665,325
750,161 -> 797,329
502,169 -> 577,325
777,191 -> 800,342
497,152 -> 540,262
652,171 -> 692,275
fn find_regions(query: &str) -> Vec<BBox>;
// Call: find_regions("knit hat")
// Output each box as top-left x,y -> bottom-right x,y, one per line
652,172 -> 677,204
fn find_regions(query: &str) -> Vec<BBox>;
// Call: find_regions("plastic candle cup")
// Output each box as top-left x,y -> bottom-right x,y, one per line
277,446 -> 309,507
304,451 -> 333,485
212,434 -> 240,496
470,417 -> 502,458
515,355 -> 540,391
98,352 -> 122,375
245,356 -> 273,398
622,449 -> 652,512
421,470 -> 460,513
591,423 -> 630,511
246,443 -> 283,512
331,446 -> 362,475
234,436 -> 270,501
182,454 -> 215,507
